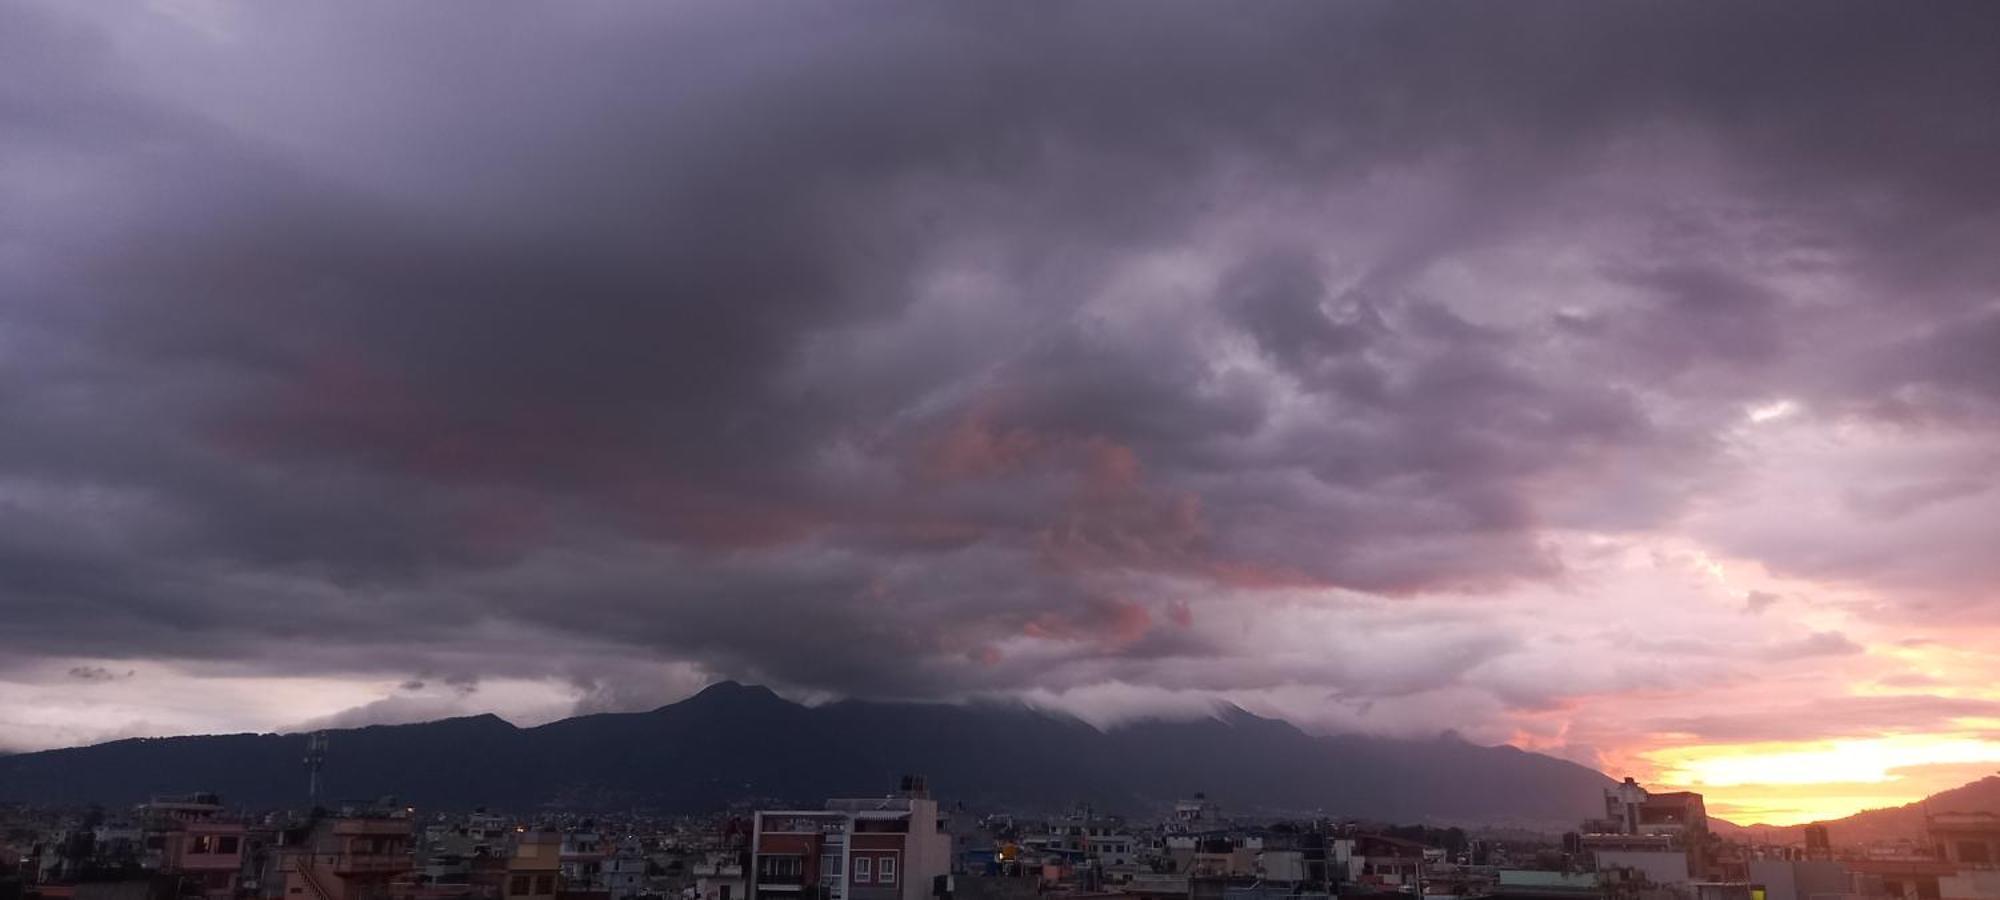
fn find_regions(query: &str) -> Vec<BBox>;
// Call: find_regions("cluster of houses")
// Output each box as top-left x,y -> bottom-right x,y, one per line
8,779 -> 2000,900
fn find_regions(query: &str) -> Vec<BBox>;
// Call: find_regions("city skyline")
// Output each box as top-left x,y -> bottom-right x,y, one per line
4,2 -> 2000,828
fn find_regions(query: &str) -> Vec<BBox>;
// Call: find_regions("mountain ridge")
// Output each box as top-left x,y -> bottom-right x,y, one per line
0,681 -> 1613,827
1716,775 -> 2000,845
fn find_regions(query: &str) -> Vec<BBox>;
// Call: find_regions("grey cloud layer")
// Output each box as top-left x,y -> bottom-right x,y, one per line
3,2 -> 1999,732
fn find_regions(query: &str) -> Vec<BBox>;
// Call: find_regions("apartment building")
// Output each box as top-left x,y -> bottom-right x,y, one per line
749,778 -> 949,900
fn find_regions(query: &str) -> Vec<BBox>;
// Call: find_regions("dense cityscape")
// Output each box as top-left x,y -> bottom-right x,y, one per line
7,772 -> 2000,900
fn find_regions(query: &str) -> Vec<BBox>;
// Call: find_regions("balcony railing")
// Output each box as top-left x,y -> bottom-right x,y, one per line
333,821 -> 412,837
332,855 -> 413,874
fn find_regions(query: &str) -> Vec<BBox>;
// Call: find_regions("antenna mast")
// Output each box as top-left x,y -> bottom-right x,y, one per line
304,731 -> 328,806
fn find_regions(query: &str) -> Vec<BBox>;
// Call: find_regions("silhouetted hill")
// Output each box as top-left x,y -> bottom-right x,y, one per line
0,682 -> 1613,826
1719,775 -> 2000,845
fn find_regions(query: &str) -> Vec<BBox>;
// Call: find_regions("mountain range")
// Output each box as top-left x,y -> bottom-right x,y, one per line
0,682 -> 1618,826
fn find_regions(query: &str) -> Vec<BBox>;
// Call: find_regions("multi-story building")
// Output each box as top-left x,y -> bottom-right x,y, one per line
749,778 -> 949,900
107,793 -> 250,900
1597,778 -> 1709,843
91,821 -> 145,868
691,852 -> 746,900
139,794 -> 228,828
504,831 -> 562,900
1332,834 -> 1427,890
1746,858 -> 1849,900
559,831 -> 609,898
603,841 -> 648,900
1170,796 -> 1222,835
467,816 -> 513,859
282,816 -> 416,900
1032,813 -> 1135,870
1585,779 -> 1712,883
1932,813 -> 2000,868
163,819 -> 249,900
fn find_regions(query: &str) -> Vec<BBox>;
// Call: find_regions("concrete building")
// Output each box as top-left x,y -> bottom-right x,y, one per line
1846,858 -> 1953,900
749,778 -> 949,900
1598,779 -> 1709,844
1593,848 -> 1691,886
1495,870 -> 1602,898
91,822 -> 145,868
559,831 -> 609,897
94,793 -> 250,900
282,817 -> 415,900
1253,849 -> 1304,884
161,819 -> 248,900
690,852 -> 746,900
604,842 -> 648,900
1932,814 -> 2000,868
1031,814 -> 1135,870
1332,834 -> 1427,890
1170,797 -> 1222,835
1748,859 -> 1850,900
504,831 -> 563,900
1586,780 -> 1712,883
1940,870 -> 2000,900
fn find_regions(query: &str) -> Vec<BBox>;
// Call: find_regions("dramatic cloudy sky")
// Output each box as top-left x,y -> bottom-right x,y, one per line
5,1 -> 2000,824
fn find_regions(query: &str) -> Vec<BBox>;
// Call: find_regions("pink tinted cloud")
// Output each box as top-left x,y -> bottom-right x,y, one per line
1023,595 -> 1154,649
920,404 -> 1046,481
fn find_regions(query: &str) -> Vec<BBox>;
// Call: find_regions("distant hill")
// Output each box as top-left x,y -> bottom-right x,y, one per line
1717,776 -> 2000,845
0,682 -> 1614,827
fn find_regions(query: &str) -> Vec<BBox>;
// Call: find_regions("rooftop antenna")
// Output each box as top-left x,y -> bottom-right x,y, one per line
304,731 -> 329,806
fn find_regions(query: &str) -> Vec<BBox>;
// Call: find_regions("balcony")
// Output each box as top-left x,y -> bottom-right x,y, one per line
334,820 -> 413,837
177,853 -> 245,872
332,854 -> 414,875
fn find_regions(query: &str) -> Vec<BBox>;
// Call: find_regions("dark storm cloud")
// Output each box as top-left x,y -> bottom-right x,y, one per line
66,666 -> 133,683
5,0 -> 2000,729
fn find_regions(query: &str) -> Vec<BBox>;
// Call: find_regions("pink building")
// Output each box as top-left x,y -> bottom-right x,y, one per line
162,820 -> 247,900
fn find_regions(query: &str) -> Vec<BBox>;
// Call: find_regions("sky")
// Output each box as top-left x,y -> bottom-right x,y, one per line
2,1 -> 1999,827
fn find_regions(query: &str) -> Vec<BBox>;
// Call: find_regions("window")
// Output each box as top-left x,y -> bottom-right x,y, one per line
759,856 -> 802,879
193,835 -> 238,854
510,876 -> 530,895
821,855 -> 842,877
853,857 -> 871,883
877,858 -> 895,885
535,875 -> 555,894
